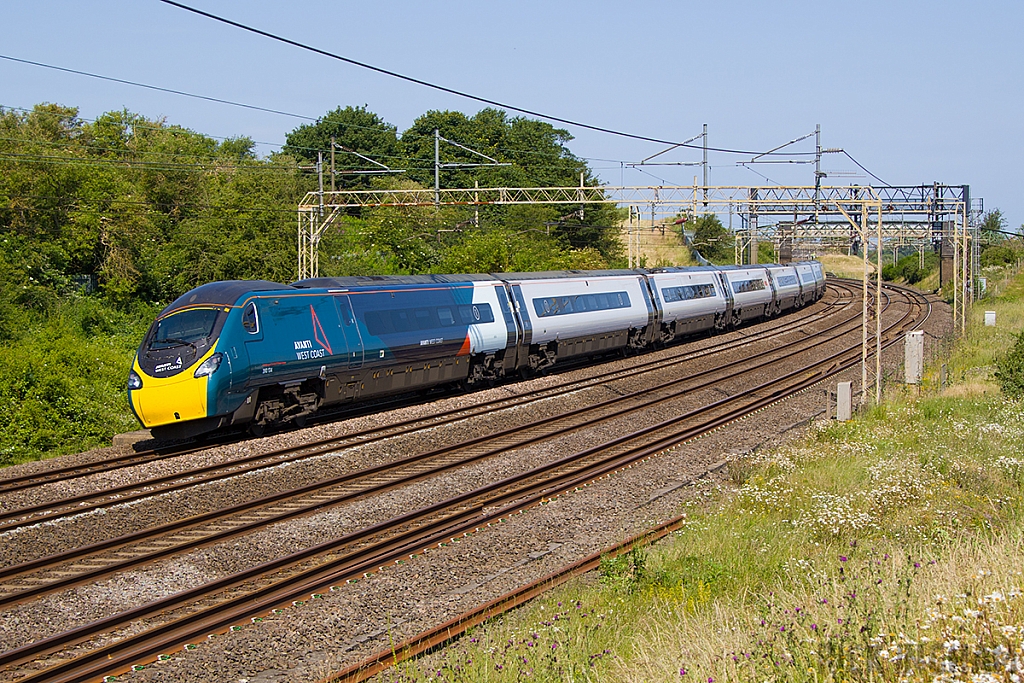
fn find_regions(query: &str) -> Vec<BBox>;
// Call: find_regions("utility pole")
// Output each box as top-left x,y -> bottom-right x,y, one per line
702,123 -> 708,209
330,136 -> 336,192
317,151 -> 324,217
434,128 -> 440,206
814,124 -> 821,222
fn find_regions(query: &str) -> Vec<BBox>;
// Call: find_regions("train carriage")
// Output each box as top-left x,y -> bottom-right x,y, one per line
719,266 -> 774,323
646,267 -> 728,341
503,270 -> 654,371
764,264 -> 803,314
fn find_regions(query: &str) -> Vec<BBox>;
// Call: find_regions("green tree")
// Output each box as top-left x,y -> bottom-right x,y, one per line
689,214 -> 732,264
399,108 -> 623,259
994,331 -> 1024,398
980,209 -> 1007,244
283,105 -> 401,189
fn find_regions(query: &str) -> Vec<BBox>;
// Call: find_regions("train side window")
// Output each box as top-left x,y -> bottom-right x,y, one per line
437,307 -> 455,326
414,308 -> 433,330
242,302 -> 259,334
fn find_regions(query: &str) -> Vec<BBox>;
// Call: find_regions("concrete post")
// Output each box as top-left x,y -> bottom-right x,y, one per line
837,381 -> 853,421
905,331 -> 924,385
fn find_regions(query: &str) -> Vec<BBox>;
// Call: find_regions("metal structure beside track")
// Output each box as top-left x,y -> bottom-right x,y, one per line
297,183 -> 974,343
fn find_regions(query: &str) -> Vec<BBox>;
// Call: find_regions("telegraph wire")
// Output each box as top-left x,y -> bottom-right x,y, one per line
158,0 -> 819,158
0,54 -> 315,122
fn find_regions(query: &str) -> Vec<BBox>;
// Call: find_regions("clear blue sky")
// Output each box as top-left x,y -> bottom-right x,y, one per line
1,1 -> 1021,228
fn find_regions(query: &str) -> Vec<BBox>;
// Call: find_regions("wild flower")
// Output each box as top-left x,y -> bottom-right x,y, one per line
798,491 -> 877,537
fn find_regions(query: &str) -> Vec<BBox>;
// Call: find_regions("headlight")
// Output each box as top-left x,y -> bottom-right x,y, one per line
128,369 -> 143,390
194,353 -> 223,378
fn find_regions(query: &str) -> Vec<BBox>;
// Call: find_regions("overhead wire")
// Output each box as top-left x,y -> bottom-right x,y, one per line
842,150 -> 890,187
0,100 -> 604,175
157,0 -> 824,158
0,54 -> 315,122
4,19 -> 893,187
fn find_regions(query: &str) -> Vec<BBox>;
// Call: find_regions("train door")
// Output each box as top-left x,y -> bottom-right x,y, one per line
716,273 -> 735,326
240,299 -> 272,386
334,295 -> 364,369
494,285 -> 520,369
507,284 -> 533,372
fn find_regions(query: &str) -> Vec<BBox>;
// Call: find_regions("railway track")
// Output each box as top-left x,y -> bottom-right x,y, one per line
0,280 -> 928,683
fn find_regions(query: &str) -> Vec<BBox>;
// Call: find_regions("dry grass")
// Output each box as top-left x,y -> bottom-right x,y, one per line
819,253 -> 877,280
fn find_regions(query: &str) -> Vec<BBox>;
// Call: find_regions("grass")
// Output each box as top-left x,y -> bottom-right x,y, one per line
377,266 -> 1024,683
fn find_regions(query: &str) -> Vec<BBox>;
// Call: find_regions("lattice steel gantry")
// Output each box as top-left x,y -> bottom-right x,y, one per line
298,181 -> 974,344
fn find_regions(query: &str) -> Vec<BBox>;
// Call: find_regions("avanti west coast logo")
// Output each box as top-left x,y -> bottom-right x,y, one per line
294,305 -> 333,360
154,356 -> 183,374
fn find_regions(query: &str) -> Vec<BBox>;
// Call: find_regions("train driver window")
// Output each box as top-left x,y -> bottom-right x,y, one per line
242,302 -> 259,334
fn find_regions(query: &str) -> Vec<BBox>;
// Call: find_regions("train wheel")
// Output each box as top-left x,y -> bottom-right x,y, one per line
248,421 -> 267,438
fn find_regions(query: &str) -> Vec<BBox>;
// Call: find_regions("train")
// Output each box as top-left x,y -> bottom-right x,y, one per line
127,261 -> 825,440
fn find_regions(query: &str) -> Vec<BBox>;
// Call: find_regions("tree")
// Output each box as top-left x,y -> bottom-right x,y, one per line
995,331 -> 1024,399
283,106 -> 401,190
400,108 -> 623,260
689,214 -> 732,264
980,209 -> 1007,244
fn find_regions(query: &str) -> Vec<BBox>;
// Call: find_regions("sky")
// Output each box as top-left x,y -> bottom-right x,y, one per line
1,0 -> 1021,228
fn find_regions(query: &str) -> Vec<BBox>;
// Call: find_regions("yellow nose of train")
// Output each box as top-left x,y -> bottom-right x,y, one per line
128,350 -> 216,428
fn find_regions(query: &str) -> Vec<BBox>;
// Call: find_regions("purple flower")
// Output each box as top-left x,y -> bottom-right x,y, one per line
780,626 -> 786,632
914,562 -> 921,568
837,618 -> 844,624
680,667 -> 687,676
552,643 -> 558,651
840,556 -> 848,562
708,677 -> 715,682
811,623 -> 818,631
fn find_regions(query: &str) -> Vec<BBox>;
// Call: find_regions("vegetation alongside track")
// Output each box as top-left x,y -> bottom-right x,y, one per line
382,268 -> 1024,682
0,103 -> 624,464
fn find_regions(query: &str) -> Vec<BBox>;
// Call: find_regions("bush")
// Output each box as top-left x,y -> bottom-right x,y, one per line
0,295 -> 158,466
994,330 -> 1024,398
981,244 -> 1019,268
882,253 -> 932,285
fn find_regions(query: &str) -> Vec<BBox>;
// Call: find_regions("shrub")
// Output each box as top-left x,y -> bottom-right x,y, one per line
981,244 -> 1019,268
994,330 -> 1024,398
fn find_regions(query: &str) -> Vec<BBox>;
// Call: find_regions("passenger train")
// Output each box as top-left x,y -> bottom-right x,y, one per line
127,262 -> 825,440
